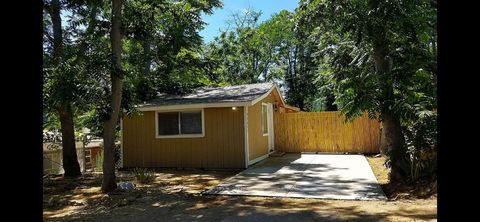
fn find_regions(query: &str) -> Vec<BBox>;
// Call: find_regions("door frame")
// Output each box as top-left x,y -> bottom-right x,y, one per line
262,102 -> 275,153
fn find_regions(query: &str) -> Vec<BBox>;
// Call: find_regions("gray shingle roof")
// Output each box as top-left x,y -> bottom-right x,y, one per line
137,82 -> 274,108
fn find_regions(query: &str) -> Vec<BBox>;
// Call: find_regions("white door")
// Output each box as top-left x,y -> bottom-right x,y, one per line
267,103 -> 274,153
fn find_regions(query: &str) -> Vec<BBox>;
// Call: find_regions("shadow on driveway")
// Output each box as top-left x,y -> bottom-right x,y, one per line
207,153 -> 387,200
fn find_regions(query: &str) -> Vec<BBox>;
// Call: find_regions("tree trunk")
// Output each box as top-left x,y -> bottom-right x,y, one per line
142,39 -> 151,75
381,113 -> 409,182
101,0 -> 124,193
59,104 -> 81,177
366,0 -> 409,183
48,0 -> 81,177
49,0 -> 63,60
372,35 -> 409,183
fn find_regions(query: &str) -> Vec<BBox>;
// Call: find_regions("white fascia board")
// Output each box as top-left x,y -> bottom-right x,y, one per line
250,84 -> 286,106
136,84 -> 286,112
137,101 -> 251,111
243,106 -> 249,168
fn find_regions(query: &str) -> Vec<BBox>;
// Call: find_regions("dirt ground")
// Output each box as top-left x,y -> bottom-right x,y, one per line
43,156 -> 437,221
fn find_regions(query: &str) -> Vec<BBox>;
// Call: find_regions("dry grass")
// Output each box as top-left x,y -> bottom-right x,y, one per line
44,161 -> 437,222
43,169 -> 237,221
365,154 -> 437,200
365,155 -> 390,185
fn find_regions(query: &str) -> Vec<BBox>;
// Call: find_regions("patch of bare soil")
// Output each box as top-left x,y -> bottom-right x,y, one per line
44,161 -> 437,222
365,155 -> 437,200
43,169 -> 237,221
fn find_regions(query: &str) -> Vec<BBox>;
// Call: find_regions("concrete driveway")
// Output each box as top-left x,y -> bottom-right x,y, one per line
207,153 -> 386,200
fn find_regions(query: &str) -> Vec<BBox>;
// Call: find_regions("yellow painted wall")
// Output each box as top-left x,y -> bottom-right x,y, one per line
122,107 -> 245,169
247,89 -> 282,161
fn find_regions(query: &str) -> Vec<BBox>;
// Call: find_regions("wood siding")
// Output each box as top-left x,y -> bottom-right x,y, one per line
274,112 -> 381,153
122,107 -> 245,169
247,90 -> 282,161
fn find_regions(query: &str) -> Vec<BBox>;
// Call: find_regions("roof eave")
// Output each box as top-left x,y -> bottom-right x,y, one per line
135,83 -> 286,112
250,84 -> 286,107
136,101 -> 252,111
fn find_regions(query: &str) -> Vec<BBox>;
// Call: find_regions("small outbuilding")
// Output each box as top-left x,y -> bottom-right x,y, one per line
120,82 -> 298,169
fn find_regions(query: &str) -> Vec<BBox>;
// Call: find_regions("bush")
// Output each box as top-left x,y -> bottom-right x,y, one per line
132,168 -> 156,184
403,110 -> 437,182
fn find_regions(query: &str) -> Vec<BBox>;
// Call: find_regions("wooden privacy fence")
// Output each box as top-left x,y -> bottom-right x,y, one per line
43,147 -> 87,174
43,145 -> 103,174
274,112 -> 381,153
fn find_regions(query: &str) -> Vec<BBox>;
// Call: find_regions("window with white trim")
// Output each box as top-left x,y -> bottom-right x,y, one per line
262,104 -> 268,135
156,110 -> 203,138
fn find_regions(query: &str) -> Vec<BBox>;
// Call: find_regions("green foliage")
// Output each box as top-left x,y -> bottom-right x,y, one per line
132,168 -> 156,184
202,8 -> 264,84
43,113 -> 60,131
75,109 -> 100,137
43,0 -> 109,137
403,109 -> 437,182
295,0 -> 437,182
296,0 -> 437,119
202,9 -> 320,110
44,0 -> 223,138
43,0 -> 437,184
123,0 -> 223,101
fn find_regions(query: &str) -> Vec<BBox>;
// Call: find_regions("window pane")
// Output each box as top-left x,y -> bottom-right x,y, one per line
180,111 -> 202,134
262,105 -> 268,134
158,112 -> 179,135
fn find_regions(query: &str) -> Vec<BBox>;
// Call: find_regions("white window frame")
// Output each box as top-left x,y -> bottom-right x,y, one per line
155,109 -> 205,139
262,103 -> 269,136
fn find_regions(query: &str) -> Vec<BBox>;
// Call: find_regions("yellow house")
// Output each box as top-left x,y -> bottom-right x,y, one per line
120,82 -> 298,169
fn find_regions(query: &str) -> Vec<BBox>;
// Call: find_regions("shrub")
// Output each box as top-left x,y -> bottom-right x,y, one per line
132,168 -> 156,184
403,110 -> 437,182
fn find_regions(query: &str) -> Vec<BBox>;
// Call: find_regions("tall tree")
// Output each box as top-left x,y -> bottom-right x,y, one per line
101,0 -> 124,192
202,9 -> 321,111
285,10 -> 319,111
43,0 -> 224,187
296,0 -> 437,182
44,0 -> 81,177
123,0 -> 222,100
203,8 -> 263,84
